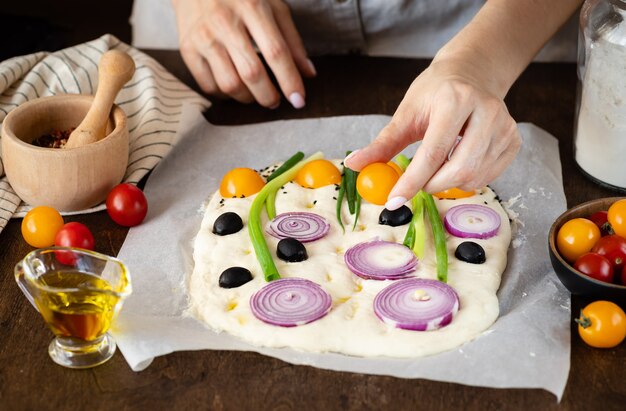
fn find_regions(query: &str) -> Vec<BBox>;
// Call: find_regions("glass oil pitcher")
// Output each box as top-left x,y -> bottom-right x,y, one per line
15,248 -> 132,368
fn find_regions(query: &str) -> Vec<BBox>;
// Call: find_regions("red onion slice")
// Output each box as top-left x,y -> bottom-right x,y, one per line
374,278 -> 460,331
250,278 -> 332,327
444,204 -> 501,239
344,240 -> 418,280
266,212 -> 330,243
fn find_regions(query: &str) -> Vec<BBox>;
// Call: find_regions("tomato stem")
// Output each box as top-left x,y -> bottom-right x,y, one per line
574,310 -> 592,329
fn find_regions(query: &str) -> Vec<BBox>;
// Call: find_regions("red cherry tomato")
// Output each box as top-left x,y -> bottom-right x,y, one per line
55,222 -> 95,250
106,184 -> 148,227
54,222 -> 95,265
591,235 -> 626,276
574,253 -> 614,283
589,210 -> 613,236
589,211 -> 608,227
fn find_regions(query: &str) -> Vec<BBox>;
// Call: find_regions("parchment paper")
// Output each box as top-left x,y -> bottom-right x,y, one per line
113,104 -> 570,400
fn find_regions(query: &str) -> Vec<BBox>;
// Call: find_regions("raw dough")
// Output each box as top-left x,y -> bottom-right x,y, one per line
189,160 -> 511,357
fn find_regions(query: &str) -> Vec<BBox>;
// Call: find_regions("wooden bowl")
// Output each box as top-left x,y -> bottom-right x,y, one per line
548,197 -> 626,303
1,95 -> 128,211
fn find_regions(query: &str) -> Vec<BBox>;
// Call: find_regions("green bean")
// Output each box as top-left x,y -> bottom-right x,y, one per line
421,191 -> 448,283
403,219 -> 416,249
352,192 -> 361,231
336,175 -> 346,233
344,151 -> 357,214
411,194 -> 426,260
402,193 -> 425,259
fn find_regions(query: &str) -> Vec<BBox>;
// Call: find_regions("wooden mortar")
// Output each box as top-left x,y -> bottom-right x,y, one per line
1,95 -> 129,211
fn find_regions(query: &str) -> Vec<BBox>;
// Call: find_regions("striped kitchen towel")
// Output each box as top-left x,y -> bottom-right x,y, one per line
0,34 -> 209,235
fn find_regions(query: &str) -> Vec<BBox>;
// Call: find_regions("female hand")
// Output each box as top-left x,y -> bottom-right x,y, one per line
172,0 -> 316,108
344,57 -> 522,210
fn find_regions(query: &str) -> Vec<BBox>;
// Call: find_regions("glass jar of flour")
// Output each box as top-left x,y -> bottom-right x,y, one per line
575,0 -> 626,190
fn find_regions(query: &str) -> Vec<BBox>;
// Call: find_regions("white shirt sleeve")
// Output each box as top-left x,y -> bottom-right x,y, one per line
129,0 -> 576,62
130,0 -> 180,50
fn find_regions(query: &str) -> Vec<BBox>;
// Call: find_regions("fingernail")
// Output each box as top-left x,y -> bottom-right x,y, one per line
385,196 -> 407,211
307,59 -> 317,76
289,92 -> 305,109
269,101 -> 280,110
344,149 -> 360,164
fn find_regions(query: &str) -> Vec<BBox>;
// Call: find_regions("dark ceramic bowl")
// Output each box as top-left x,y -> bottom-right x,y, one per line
548,197 -> 626,303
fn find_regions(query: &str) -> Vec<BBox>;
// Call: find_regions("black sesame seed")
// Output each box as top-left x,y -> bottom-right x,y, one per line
283,191 -> 288,194
313,200 -> 317,204
484,201 -> 488,205
332,197 -> 337,200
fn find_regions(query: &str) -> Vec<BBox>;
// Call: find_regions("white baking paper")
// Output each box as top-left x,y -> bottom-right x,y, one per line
113,104 -> 570,400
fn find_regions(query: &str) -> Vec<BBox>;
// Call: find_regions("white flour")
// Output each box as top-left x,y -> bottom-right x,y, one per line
575,16 -> 626,188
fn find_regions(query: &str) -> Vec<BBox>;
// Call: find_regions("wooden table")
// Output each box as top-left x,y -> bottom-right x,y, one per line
1,51 -> 624,410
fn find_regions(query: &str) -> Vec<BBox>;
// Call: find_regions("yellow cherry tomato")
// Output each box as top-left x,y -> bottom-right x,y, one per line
557,218 -> 601,263
577,301 -> 626,348
21,206 -> 64,248
433,187 -> 475,199
219,168 -> 265,198
356,162 -> 400,206
608,199 -> 626,238
295,159 -> 341,189
387,161 -> 403,176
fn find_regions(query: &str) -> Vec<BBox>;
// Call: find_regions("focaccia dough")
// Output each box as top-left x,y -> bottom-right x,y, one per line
189,160 -> 511,357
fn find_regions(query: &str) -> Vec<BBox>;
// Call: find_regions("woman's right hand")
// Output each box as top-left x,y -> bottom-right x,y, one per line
345,56 -> 522,209
172,0 -> 316,108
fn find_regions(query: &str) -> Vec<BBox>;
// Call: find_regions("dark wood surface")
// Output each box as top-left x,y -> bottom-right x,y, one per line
1,51 -> 625,410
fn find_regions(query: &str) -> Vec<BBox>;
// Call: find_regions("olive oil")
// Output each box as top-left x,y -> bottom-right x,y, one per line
35,271 -> 119,341
16,248 -> 131,368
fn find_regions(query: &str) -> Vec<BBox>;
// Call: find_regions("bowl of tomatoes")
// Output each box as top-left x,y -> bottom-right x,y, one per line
549,197 -> 626,302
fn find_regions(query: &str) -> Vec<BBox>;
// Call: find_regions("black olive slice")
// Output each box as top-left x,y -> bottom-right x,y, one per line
213,212 -> 243,235
219,267 -> 253,288
378,205 -> 413,227
277,238 -> 308,262
455,241 -> 486,264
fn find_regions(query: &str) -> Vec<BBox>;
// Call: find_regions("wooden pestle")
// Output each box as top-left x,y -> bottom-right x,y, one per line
65,50 -> 135,149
